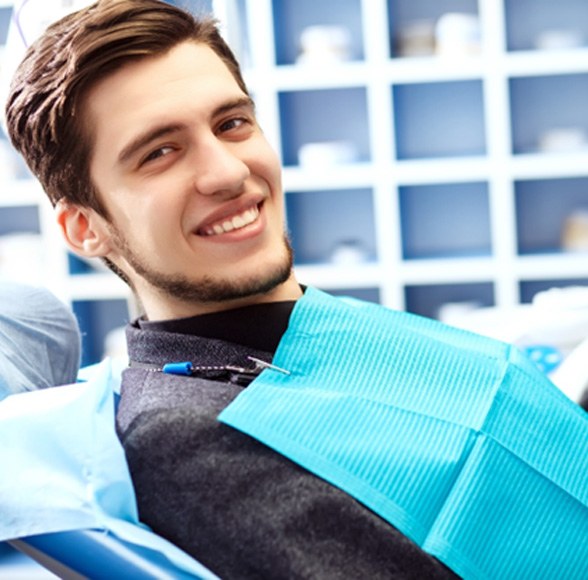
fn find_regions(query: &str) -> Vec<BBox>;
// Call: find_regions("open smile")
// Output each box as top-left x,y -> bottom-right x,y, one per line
199,204 -> 261,237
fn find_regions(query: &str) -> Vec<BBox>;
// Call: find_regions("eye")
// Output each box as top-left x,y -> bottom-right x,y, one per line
218,117 -> 249,133
141,145 -> 175,165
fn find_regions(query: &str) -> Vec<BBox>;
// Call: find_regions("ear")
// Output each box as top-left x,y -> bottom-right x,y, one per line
55,199 -> 113,258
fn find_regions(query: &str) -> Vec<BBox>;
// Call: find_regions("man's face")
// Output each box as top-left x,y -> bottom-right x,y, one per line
83,41 -> 297,319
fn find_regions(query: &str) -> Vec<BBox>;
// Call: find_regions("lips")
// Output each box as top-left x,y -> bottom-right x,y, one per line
198,204 -> 260,236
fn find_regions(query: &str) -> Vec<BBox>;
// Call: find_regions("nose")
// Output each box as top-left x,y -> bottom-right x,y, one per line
192,136 -> 250,197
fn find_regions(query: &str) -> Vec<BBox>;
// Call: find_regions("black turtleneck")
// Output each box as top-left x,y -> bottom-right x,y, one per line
137,300 -> 297,355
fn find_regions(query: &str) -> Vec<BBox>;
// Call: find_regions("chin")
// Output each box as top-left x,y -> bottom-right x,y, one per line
147,245 -> 293,305
124,231 -> 294,306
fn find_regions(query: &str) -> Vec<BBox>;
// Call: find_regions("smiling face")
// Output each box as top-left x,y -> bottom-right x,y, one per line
68,41 -> 300,319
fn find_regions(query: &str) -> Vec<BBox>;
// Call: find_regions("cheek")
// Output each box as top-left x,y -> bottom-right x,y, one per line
250,143 -> 283,195
107,191 -> 179,249
142,181 -> 185,218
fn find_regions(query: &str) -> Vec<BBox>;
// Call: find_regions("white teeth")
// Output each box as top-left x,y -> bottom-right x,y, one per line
232,215 -> 245,229
203,205 -> 259,236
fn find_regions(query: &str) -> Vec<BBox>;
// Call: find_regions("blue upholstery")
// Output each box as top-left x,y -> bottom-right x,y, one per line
9,530 -> 205,579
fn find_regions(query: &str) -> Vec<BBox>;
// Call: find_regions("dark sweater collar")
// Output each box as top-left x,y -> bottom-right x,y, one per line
136,300 -> 297,354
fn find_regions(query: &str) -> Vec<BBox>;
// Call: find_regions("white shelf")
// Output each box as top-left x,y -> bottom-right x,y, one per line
505,48 -> 588,77
379,56 -> 486,84
510,152 -> 588,179
399,258 -> 498,285
283,163 -> 375,191
66,273 -> 132,302
295,262 -> 383,290
516,253 -> 588,280
393,157 -> 491,185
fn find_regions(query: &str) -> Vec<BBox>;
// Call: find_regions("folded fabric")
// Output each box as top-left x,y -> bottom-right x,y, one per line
220,287 -> 588,580
0,359 -> 217,579
0,281 -> 80,400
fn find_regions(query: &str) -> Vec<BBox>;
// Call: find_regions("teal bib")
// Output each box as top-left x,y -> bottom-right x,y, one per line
220,287 -> 588,579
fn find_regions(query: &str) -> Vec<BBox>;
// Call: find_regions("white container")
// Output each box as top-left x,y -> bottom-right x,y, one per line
297,25 -> 353,64
562,210 -> 588,252
535,29 -> 584,51
538,127 -> 588,153
298,141 -> 359,168
396,20 -> 436,57
435,13 -> 481,56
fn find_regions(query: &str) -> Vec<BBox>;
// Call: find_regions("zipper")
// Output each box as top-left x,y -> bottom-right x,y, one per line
129,356 -> 290,387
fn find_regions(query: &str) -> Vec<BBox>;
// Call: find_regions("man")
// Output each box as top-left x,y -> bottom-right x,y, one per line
5,2 -> 587,579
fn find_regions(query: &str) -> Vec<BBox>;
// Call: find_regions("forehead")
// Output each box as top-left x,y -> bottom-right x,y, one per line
86,39 -> 240,103
82,41 -> 245,156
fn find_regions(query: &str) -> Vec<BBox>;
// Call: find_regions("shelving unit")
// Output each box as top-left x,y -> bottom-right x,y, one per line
0,0 -> 587,364
237,0 -> 588,316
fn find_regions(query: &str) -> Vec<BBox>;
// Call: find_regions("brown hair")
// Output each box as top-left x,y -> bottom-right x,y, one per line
5,0 -> 248,218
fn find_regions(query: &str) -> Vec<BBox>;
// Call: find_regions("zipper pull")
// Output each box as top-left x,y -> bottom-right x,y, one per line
162,361 -> 194,376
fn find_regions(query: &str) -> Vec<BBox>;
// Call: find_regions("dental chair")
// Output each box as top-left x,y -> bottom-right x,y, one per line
9,529 -> 203,579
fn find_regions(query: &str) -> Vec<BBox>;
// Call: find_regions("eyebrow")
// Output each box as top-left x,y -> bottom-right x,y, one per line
214,95 -> 256,118
117,96 -> 256,165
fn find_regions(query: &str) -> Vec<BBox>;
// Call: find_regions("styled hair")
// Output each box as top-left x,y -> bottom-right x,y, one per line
5,0 -> 248,217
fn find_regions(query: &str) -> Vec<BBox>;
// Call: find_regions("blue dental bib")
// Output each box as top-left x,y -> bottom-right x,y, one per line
220,287 -> 588,579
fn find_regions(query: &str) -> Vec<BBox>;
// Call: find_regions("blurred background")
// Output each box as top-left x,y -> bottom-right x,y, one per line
0,0 -> 587,575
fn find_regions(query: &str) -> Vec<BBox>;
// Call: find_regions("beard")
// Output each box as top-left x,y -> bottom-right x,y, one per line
105,223 -> 295,305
